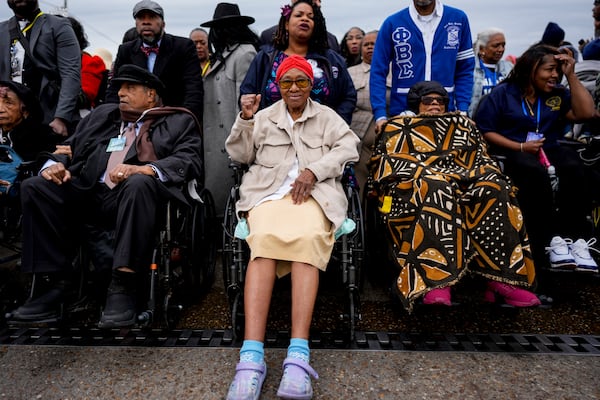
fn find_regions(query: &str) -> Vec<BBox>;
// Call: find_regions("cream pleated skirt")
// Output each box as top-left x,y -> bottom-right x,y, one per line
246,195 -> 335,277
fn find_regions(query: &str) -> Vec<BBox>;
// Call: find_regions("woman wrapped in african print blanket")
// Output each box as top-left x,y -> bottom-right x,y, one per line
369,81 -> 542,312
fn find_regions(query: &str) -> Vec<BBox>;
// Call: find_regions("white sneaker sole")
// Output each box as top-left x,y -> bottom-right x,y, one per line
575,265 -> 599,273
549,261 -> 577,270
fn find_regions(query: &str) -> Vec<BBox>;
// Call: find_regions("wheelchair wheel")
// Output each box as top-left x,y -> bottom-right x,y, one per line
231,291 -> 245,340
347,185 -> 365,288
165,188 -> 216,309
343,185 -> 363,341
222,184 -> 238,293
221,178 -> 249,340
162,289 -> 182,330
189,188 -> 217,293
347,287 -> 360,342
363,195 -> 395,287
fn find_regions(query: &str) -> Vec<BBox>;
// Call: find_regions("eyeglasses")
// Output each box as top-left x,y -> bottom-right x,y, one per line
278,78 -> 311,90
421,96 -> 445,105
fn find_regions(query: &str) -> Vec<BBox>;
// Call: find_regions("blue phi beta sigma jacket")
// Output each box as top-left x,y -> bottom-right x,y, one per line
370,4 -> 475,119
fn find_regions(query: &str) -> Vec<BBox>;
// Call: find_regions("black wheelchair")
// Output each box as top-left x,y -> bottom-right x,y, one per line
221,162 -> 364,342
3,179 -> 217,329
136,179 -> 217,328
0,160 -> 41,324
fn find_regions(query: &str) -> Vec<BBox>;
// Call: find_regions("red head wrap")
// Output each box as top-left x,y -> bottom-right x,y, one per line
275,54 -> 314,83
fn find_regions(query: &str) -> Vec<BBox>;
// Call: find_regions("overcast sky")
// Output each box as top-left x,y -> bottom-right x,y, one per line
0,0 -> 595,62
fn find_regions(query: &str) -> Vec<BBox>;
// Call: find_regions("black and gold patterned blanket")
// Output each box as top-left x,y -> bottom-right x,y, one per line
369,113 -> 536,311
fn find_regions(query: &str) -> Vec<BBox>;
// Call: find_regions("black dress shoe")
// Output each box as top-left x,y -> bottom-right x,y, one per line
98,271 -> 137,328
8,280 -> 70,323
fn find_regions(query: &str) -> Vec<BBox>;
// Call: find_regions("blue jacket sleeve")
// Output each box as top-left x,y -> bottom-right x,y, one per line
239,49 -> 272,110
370,19 -> 393,121
453,15 -> 475,112
327,50 -> 357,125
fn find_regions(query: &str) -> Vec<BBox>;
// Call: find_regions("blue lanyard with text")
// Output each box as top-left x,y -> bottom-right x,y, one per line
521,98 -> 540,133
480,58 -> 497,86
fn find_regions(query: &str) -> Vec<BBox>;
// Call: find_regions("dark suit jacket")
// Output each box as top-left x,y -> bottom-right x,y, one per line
106,34 -> 204,121
51,103 -> 203,204
0,14 -> 81,125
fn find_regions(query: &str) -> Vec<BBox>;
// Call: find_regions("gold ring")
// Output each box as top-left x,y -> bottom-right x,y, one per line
117,172 -> 124,177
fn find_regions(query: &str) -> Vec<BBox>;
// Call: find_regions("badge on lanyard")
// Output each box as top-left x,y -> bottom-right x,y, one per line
526,132 -> 544,142
106,136 -> 127,152
107,122 -> 130,152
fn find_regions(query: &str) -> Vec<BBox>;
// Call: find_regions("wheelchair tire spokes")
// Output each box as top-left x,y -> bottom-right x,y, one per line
137,187 -> 218,329
231,291 -> 245,340
189,189 -> 217,294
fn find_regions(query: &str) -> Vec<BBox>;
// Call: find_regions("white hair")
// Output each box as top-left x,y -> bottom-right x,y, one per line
474,27 -> 505,54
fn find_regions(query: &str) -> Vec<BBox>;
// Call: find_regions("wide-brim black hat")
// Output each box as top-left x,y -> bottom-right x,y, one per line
111,64 -> 166,96
0,80 -> 42,122
201,3 -> 255,28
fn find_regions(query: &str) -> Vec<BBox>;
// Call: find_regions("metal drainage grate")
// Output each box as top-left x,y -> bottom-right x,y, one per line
1,326 -> 599,355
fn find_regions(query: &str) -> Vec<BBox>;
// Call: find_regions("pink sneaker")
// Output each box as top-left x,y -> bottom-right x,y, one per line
484,281 -> 541,307
422,287 -> 452,306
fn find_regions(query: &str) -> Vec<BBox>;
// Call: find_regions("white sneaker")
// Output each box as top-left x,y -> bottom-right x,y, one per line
570,238 -> 599,273
545,236 -> 576,269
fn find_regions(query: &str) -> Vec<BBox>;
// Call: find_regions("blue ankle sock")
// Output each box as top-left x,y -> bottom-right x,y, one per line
287,338 -> 310,363
239,340 -> 264,364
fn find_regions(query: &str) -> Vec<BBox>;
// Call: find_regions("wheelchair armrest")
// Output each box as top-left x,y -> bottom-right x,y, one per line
228,160 -> 249,171
16,160 -> 39,179
489,154 -> 506,172
228,159 -> 249,185
17,160 -> 38,171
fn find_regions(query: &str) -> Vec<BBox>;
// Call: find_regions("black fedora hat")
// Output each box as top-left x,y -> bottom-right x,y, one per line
111,64 -> 166,96
200,3 -> 255,28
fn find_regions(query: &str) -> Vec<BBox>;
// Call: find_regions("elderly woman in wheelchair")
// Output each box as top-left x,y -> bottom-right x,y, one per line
224,55 -> 359,400
0,80 -> 57,254
0,81 -> 57,193
370,81 -> 542,313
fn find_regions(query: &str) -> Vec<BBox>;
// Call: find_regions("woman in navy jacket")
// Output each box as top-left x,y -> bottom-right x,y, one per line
239,0 -> 356,125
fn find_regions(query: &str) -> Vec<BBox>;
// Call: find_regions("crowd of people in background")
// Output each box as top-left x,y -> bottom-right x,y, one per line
2,0 -> 600,399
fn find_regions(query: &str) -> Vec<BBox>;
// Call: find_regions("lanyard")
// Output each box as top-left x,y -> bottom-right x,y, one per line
12,11 -> 43,45
201,61 -> 210,77
480,58 -> 497,86
521,98 -> 541,133
22,11 -> 43,35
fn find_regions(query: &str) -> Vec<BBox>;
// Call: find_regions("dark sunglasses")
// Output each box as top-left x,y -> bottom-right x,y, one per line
421,96 -> 446,105
278,78 -> 311,90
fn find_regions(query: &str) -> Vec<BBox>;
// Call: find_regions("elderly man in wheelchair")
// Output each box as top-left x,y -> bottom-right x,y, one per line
369,81 -> 542,313
6,65 -> 204,329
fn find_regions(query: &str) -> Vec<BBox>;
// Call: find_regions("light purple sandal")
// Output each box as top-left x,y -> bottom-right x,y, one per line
276,357 -> 319,399
226,361 -> 267,400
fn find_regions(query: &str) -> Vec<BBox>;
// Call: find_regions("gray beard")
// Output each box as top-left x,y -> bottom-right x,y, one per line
141,31 -> 164,47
